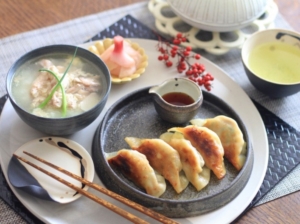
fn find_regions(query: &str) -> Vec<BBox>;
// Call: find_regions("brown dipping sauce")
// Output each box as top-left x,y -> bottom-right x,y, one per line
162,92 -> 194,106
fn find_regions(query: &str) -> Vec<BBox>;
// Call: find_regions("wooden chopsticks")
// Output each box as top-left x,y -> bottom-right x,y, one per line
13,151 -> 179,224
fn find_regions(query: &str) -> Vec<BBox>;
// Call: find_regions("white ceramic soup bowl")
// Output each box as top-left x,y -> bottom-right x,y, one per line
241,28 -> 300,98
6,44 -> 111,136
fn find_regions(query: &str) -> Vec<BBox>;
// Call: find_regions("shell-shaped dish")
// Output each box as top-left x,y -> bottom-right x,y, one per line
88,38 -> 148,84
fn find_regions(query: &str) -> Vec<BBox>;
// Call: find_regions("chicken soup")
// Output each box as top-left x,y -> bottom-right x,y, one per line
11,53 -> 107,118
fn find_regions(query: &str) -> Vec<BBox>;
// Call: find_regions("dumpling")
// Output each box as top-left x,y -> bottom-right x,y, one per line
160,132 -> 210,191
168,126 -> 226,179
190,115 -> 246,171
107,149 -> 166,197
125,137 -> 189,194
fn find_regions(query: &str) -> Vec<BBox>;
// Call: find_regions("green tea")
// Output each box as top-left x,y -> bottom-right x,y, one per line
248,41 -> 300,84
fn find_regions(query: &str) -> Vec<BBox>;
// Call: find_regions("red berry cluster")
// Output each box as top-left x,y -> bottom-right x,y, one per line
157,33 -> 214,91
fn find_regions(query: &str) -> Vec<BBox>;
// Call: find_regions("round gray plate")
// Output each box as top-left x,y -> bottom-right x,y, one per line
92,87 -> 254,218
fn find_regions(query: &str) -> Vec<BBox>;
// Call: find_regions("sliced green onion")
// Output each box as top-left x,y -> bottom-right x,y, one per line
38,69 -> 67,116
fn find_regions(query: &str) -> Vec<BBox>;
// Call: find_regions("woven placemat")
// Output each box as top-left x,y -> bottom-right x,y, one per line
0,15 -> 299,223
233,100 -> 300,221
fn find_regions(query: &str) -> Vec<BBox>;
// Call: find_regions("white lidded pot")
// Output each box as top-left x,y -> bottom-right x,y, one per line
167,0 -> 268,32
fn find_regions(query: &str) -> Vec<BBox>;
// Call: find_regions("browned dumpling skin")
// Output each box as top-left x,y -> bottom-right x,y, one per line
125,137 -> 189,194
160,132 -> 210,191
107,149 -> 166,197
190,115 -> 246,171
168,126 -> 226,179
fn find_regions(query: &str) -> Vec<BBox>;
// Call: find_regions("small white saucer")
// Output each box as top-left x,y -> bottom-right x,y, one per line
8,137 -> 94,204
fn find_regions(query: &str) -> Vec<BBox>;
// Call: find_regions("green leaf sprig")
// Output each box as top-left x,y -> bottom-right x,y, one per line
38,47 -> 78,117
